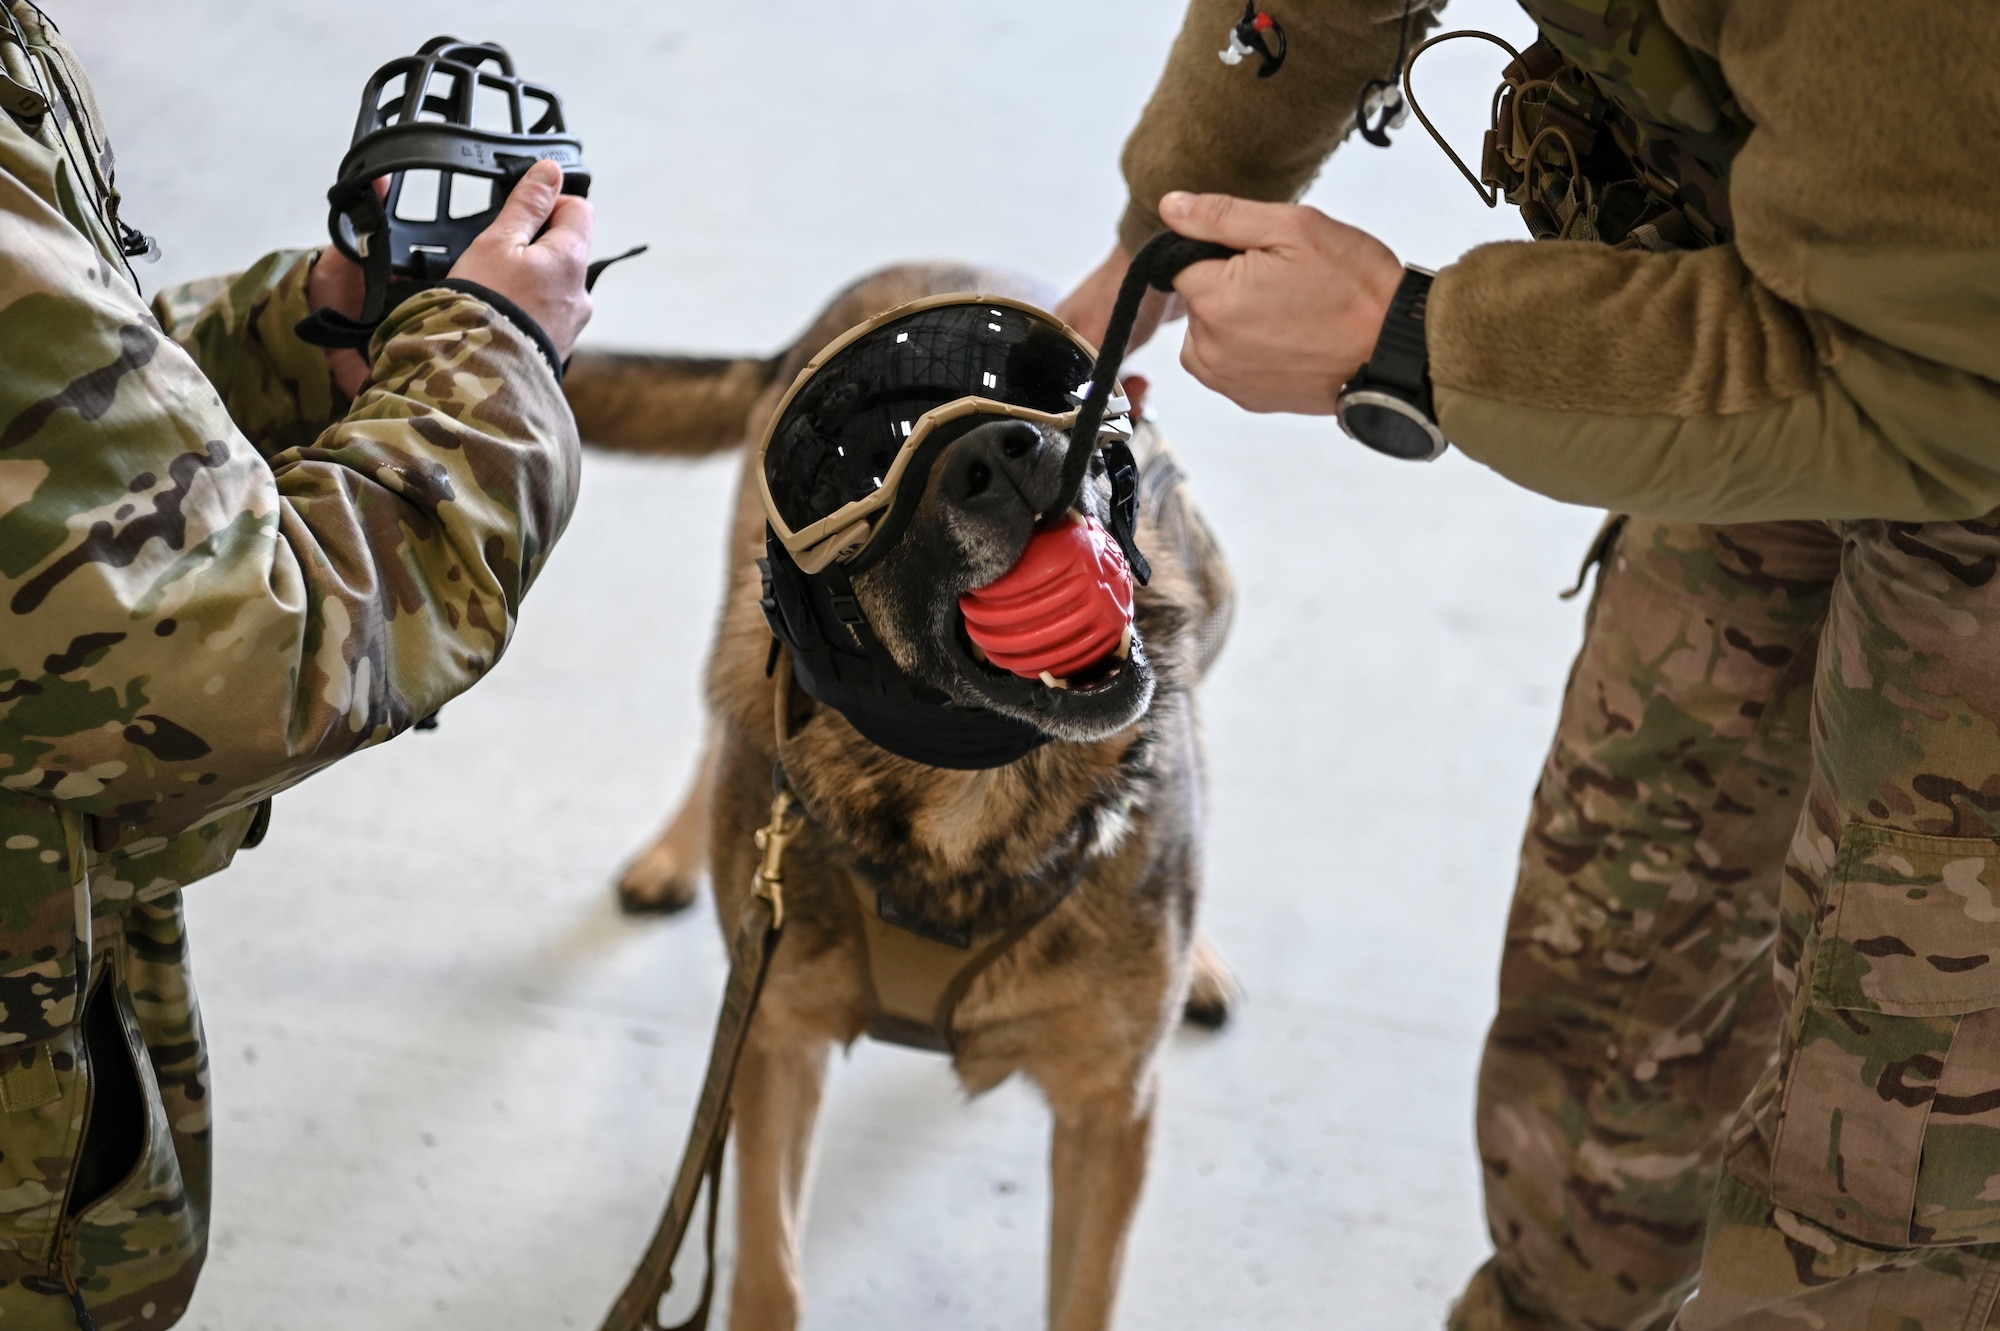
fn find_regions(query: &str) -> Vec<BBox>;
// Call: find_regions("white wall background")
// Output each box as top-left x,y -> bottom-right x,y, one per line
63,3 -> 1596,1327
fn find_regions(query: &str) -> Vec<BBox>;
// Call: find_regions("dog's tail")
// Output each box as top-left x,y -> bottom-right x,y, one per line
564,351 -> 783,457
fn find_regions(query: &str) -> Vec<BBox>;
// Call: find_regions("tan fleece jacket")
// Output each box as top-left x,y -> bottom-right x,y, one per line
1120,0 -> 2000,523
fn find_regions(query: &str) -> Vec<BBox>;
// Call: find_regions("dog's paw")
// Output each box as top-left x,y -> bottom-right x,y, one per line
615,846 -> 703,915
1182,934 -> 1240,1029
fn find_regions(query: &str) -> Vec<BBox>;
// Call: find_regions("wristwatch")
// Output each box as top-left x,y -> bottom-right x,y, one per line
1335,265 -> 1446,461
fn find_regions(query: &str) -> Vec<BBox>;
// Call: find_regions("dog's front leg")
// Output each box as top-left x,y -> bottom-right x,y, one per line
1045,1077 -> 1157,1331
616,731 -> 719,914
727,1012 -> 830,1331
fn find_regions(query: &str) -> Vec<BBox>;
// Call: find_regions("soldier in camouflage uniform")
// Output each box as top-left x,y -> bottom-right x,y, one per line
0,4 -> 591,1327
1061,1 -> 2000,1328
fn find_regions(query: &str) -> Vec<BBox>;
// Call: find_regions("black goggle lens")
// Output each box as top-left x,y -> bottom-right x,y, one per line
763,302 -> 1095,536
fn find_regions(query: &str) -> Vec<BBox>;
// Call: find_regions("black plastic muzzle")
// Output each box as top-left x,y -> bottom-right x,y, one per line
298,37 -> 594,351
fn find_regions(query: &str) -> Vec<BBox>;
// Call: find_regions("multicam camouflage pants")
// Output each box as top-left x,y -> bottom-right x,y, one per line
1451,513 -> 2000,1331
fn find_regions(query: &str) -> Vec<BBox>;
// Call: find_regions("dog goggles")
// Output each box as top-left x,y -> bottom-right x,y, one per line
756,294 -> 1128,573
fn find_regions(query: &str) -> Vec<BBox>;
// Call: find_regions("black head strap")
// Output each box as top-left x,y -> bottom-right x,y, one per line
296,183 -> 400,350
759,532 -> 1049,771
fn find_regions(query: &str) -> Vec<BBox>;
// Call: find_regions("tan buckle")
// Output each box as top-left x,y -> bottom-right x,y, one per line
751,789 -> 803,931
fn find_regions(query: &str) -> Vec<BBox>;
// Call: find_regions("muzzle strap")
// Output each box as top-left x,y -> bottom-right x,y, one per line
295,185 -> 399,352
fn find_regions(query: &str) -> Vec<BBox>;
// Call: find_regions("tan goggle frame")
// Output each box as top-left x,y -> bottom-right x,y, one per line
755,292 -> 1126,574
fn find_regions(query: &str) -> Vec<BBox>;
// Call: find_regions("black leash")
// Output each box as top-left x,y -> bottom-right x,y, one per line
599,761 -> 801,1331
1049,230 -> 1239,584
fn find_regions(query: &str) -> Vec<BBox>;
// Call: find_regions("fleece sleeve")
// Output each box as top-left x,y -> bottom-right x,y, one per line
1117,0 -> 1444,255
1427,1 -> 2000,523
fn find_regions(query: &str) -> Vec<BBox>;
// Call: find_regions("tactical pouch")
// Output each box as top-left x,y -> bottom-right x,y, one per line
1470,35 -> 1746,251
1772,822 -> 2000,1246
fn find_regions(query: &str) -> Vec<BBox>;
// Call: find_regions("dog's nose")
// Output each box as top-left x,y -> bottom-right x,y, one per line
939,420 -> 1049,513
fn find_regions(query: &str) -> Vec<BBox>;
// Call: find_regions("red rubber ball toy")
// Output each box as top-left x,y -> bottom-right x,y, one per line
960,516 -> 1134,681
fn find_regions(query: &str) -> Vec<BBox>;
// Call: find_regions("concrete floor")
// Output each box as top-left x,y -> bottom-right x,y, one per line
66,2 -> 1602,1327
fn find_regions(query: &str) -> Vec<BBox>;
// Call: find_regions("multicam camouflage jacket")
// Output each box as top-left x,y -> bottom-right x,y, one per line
0,3 -> 580,1325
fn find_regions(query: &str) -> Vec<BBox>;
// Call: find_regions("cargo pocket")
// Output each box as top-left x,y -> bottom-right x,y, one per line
67,968 -> 203,1311
68,973 -> 147,1214
1771,822 -> 2000,1246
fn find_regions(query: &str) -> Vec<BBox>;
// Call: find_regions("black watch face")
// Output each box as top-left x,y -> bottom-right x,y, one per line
1345,401 -> 1438,461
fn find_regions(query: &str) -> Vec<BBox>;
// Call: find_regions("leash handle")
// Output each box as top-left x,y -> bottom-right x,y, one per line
1049,231 -> 1239,581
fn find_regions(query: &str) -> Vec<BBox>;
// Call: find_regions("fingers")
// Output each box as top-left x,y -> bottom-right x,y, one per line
486,159 -> 566,249
449,159 -> 595,363
1178,329 -> 1219,395
538,191 -> 595,259
1159,191 -> 1301,251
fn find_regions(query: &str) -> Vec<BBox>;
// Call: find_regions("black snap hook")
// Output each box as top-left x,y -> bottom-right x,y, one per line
1220,4 -> 1288,79
1356,79 -> 1409,148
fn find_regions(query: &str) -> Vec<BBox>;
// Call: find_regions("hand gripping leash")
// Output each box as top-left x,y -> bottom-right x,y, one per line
1045,230 -> 1239,586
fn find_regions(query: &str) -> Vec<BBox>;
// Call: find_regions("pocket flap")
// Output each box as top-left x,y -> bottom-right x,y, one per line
1814,823 -> 2000,1016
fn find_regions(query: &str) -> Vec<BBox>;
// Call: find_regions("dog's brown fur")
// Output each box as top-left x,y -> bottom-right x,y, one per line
567,264 -> 1238,1329
564,351 -> 780,455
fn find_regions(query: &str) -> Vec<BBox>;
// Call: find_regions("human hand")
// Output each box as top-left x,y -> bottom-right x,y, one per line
1160,191 -> 1403,415
449,159 -> 595,361
1055,243 -> 1184,353
307,239 -> 373,399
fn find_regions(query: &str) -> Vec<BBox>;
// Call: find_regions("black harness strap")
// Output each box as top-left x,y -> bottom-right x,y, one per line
760,535 -> 1051,771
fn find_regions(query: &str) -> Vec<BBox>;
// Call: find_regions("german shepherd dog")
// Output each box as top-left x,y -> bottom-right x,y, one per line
564,264 -> 1237,1331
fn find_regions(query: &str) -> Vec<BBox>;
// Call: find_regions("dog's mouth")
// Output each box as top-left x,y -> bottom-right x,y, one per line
936,511 -> 1154,737
964,620 -> 1135,694
941,613 -> 1152,741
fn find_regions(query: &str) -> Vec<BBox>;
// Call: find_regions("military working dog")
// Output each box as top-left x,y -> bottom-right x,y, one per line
564,264 -> 1236,1331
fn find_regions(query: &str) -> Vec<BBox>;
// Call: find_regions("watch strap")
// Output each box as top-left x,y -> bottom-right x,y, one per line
1335,265 -> 1447,461
1354,265 -> 1434,411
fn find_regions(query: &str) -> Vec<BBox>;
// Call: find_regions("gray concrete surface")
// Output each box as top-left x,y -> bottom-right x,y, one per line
64,2 -> 1601,1326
